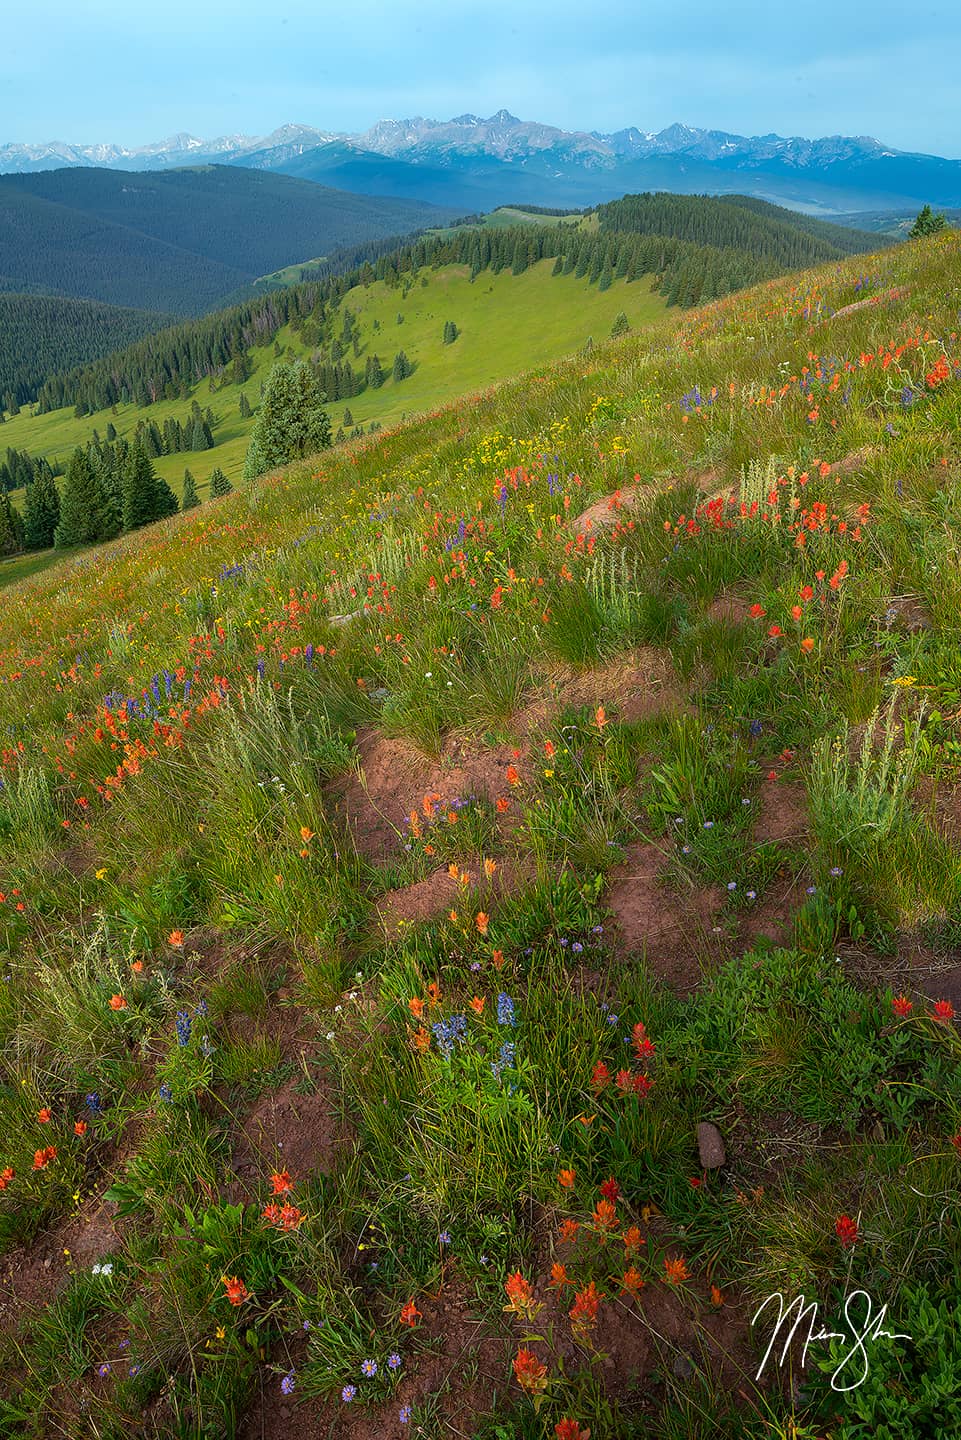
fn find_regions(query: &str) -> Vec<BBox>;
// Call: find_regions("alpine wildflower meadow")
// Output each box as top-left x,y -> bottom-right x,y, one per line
0,230 -> 960,1439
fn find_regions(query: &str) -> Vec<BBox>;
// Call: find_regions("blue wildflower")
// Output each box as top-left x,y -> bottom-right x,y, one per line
497,993 -> 516,1027
281,1371 -> 296,1395
175,1011 -> 191,1046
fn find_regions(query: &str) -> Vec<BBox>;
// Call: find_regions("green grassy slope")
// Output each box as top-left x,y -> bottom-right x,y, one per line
0,233 -> 959,1437
0,259 -> 668,502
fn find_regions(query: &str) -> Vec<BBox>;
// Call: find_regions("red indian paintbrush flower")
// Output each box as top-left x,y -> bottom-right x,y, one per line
835,1214 -> 859,1248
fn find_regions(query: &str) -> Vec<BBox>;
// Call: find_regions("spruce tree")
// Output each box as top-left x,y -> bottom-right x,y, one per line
910,204 -> 948,237
182,469 -> 200,510
122,442 -> 158,530
239,392 -> 251,418
122,441 -> 178,530
0,492 -> 22,557
23,468 -> 61,550
243,359 -> 332,480
209,468 -> 233,498
55,448 -> 119,548
610,311 -> 630,338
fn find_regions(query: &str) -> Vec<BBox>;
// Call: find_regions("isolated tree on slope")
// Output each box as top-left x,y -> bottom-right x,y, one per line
23,467 -> 61,550
210,468 -> 233,497
910,204 -> 948,238
54,448 -> 119,548
243,359 -> 331,480
182,468 -> 200,510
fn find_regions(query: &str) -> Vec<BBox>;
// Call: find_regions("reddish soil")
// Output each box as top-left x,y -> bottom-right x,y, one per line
239,1269 -> 765,1440
828,286 -> 909,321
752,780 -> 809,846
232,1074 -> 353,1189
240,1282 -> 512,1440
0,1196 -> 121,1331
605,842 -> 728,990
571,484 -> 653,534
377,854 -> 531,931
705,590 -> 755,626
517,647 -> 687,734
691,467 -> 724,494
326,731 -> 516,863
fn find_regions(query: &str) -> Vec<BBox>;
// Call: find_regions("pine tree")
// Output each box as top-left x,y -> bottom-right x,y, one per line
0,492 -> 22,556
910,204 -> 948,238
343,407 -> 353,427
442,320 -> 459,345
122,441 -> 178,530
182,469 -> 200,510
55,448 -> 119,548
243,359 -> 332,481
23,468 -> 60,550
392,350 -> 411,383
210,468 -> 233,498
239,392 -> 251,418
366,354 -> 385,389
610,311 -> 630,338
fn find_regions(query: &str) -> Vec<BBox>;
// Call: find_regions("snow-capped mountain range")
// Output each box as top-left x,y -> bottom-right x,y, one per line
2,112 -> 958,213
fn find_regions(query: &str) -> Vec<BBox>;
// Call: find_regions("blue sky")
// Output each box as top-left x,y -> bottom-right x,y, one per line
2,0 -> 958,156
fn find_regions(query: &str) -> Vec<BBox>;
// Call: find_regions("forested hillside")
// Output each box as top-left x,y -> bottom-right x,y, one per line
0,294 -> 170,410
0,166 -> 457,314
30,192 -> 889,417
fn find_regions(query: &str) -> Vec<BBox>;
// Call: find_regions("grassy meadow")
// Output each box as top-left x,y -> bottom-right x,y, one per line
0,258 -> 666,511
0,231 -> 960,1438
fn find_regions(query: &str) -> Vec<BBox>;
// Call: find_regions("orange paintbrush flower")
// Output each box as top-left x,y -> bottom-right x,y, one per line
558,1168 -> 576,1189
469,995 -> 486,1015
475,911 -> 489,936
621,1266 -> 645,1296
503,1271 -> 541,1320
513,1348 -> 549,1402
663,1255 -> 690,1285
223,1275 -> 249,1306
399,1299 -> 422,1327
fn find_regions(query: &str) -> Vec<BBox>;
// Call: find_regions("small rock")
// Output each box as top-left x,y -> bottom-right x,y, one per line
672,1353 -> 694,1381
697,1121 -> 726,1169
43,1258 -> 51,1269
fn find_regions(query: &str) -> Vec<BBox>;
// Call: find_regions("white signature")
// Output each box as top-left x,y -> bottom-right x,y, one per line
752,1290 -> 912,1392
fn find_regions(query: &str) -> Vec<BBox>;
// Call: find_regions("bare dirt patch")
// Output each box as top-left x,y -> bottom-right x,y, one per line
572,484 -> 655,534
517,647 -> 687,734
826,445 -> 879,476
232,1075 -> 353,1188
0,1196 -> 122,1331
326,731 -> 516,863
605,841 -> 728,990
377,854 -> 531,932
738,874 -> 807,949
240,1281 -> 511,1440
752,779 -> 809,846
705,590 -> 755,626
